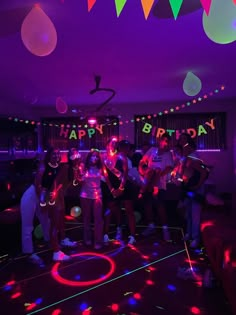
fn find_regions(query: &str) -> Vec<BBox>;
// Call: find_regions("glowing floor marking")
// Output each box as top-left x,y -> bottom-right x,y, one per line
0,247 -> 123,290
26,249 -> 185,315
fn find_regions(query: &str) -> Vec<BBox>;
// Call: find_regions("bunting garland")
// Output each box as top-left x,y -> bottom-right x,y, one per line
85,0 -> 213,19
169,0 -> 184,20
141,0 -> 155,19
87,0 -> 97,12
7,86 -> 225,129
200,0 -> 212,16
115,0 -> 127,17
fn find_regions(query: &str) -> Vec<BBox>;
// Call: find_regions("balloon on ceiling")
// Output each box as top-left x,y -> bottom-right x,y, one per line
202,0 -> 236,44
183,72 -> 202,97
21,4 -> 57,56
56,97 -> 68,114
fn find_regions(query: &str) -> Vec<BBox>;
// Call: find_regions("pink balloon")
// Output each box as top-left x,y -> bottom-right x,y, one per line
56,97 -> 68,114
21,5 -> 57,57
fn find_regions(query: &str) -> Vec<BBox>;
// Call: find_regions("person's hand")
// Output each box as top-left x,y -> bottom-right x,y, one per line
112,188 -> 124,198
152,186 -> 159,196
138,192 -> 143,199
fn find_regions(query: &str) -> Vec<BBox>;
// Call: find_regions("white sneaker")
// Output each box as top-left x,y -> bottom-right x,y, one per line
53,251 -> 71,262
104,234 -> 110,245
128,235 -> 136,245
115,227 -> 122,240
61,237 -> 77,248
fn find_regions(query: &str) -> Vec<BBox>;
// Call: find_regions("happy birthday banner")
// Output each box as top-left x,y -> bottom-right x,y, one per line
87,0 -> 212,19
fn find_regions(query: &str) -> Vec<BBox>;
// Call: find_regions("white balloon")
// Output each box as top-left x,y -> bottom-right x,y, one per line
21,5 -> 57,56
202,0 -> 236,44
183,72 -> 202,97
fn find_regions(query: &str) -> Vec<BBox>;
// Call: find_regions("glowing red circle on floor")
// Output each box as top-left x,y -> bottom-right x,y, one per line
51,252 -> 115,286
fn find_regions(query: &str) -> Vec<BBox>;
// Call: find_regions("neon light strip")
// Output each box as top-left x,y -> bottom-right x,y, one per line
197,149 -> 221,152
26,249 -> 185,315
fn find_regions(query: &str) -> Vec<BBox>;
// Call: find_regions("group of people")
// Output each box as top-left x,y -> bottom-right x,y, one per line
20,132 -> 209,265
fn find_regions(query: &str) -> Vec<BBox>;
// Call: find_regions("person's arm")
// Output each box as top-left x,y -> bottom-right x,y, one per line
102,163 -> 113,193
112,153 -> 128,198
34,161 -> 45,196
187,159 -> 207,190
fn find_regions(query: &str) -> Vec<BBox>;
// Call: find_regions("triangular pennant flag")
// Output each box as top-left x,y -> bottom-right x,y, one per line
88,0 -> 96,12
141,0 -> 155,20
200,0 -> 212,16
169,0 -> 183,20
115,0 -> 127,17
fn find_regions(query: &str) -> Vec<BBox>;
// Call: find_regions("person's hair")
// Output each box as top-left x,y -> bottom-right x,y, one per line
177,132 -> 191,144
118,139 -> 131,152
129,143 -> 136,152
187,139 -> 197,150
173,144 -> 183,153
67,148 -> 81,181
84,150 -> 102,170
44,146 -> 61,166
160,132 -> 171,141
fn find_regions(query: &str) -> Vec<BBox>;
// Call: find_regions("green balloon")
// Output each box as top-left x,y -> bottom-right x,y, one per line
34,224 -> 43,239
203,0 -> 236,44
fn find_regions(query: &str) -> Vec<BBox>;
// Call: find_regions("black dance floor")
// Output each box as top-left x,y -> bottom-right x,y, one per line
0,223 -> 232,315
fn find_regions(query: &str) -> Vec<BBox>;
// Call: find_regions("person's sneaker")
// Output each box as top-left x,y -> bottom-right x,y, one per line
28,253 -> 44,266
142,223 -> 156,236
162,226 -> 171,241
115,227 -> 122,240
53,251 -> 71,262
189,239 -> 199,249
183,233 -> 191,241
128,235 -> 136,245
61,237 -> 77,248
84,240 -> 92,246
104,234 -> 110,245
94,244 -> 103,250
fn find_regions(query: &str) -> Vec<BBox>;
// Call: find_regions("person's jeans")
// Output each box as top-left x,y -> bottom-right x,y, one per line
21,185 -> 50,254
184,187 -> 204,241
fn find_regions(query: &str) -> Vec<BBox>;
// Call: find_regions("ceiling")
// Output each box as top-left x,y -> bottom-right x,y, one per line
0,0 -> 236,117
